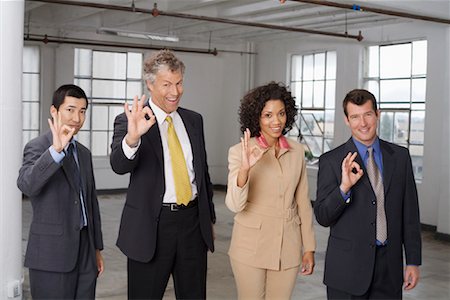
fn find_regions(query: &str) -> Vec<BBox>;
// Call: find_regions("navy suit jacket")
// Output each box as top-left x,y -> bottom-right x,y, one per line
110,106 -> 215,262
314,138 -> 421,295
17,131 -> 103,272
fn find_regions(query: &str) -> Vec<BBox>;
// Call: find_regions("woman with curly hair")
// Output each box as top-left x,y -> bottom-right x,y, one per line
225,82 -> 316,299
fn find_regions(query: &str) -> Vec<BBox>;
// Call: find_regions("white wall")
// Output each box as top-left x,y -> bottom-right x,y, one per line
253,21 -> 450,234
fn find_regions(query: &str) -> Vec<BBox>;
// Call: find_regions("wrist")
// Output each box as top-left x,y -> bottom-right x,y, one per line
340,183 -> 351,194
125,134 -> 139,147
52,145 -> 64,153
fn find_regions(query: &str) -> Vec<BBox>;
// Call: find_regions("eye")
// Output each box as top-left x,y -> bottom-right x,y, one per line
80,110 -> 86,115
279,111 -> 286,116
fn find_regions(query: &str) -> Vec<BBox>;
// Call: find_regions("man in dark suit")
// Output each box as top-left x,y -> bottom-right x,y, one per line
110,49 -> 215,299
314,89 -> 421,299
17,84 -> 104,299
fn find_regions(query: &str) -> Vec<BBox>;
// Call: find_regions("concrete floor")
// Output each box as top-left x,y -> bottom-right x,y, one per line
22,190 -> 450,299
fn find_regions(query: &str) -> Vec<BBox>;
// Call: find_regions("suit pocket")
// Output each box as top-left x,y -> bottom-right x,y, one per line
30,222 -> 64,236
232,213 -> 262,253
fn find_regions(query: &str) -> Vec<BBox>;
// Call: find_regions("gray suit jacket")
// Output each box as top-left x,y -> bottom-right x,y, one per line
314,138 -> 421,295
17,131 -> 103,272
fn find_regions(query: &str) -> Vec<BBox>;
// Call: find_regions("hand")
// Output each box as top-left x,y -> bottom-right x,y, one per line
340,152 -> 364,193
300,251 -> 315,275
48,108 -> 75,153
96,250 -> 104,276
124,95 -> 156,147
240,128 -> 264,171
404,265 -> 419,290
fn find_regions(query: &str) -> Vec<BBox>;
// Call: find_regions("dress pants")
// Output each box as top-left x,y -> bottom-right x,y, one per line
29,227 -> 98,299
128,204 -> 207,300
327,246 -> 402,299
230,257 -> 299,300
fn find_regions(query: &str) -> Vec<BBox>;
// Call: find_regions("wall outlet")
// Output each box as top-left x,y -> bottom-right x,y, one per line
7,280 -> 21,298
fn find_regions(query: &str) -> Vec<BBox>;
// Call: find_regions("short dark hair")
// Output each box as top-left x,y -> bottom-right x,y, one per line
239,82 -> 297,136
342,89 -> 377,117
52,84 -> 88,110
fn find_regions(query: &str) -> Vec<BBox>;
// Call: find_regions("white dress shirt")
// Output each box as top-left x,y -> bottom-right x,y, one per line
122,99 -> 198,204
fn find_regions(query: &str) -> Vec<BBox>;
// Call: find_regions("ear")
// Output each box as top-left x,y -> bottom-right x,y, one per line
146,80 -> 154,93
344,115 -> 350,127
50,105 -> 57,116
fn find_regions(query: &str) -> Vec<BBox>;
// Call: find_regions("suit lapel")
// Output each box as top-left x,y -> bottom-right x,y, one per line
345,138 -> 373,193
75,142 -> 89,203
143,102 -> 164,166
178,109 -> 202,190
380,140 -> 395,195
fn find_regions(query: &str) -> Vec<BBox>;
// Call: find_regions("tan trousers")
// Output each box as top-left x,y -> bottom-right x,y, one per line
230,258 -> 299,300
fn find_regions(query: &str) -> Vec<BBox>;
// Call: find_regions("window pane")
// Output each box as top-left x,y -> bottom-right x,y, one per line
91,132 -> 108,156
326,51 -> 336,80
324,109 -> 334,138
291,55 -> 302,81
303,55 -> 314,80
92,106 -> 108,130
126,81 -> 142,100
109,106 -> 123,130
302,110 -> 324,135
93,51 -> 126,79
367,46 -> 379,78
74,78 -> 92,97
325,80 -> 335,109
379,112 -> 394,142
82,107 -> 91,130
367,80 -> 379,100
314,53 -> 325,80
380,79 -> 410,103
23,46 -> 39,73
313,80 -> 324,108
412,41 -> 427,76
393,112 -> 409,144
22,102 -> 39,130
411,78 -> 426,102
302,81 -> 313,108
77,130 -> 91,149
324,138 -> 332,153
380,44 -> 411,79
410,111 -> 425,144
303,136 -> 323,157
127,52 -> 143,79
22,74 -> 40,101
291,82 -> 302,107
23,130 -> 39,148
74,48 -> 92,77
92,80 -> 126,99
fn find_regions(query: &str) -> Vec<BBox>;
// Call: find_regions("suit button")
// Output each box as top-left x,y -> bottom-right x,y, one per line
74,200 -> 78,204
372,201 -> 376,205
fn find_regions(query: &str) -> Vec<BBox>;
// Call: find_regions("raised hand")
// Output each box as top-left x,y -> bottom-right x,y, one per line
237,129 -> 264,187
124,95 -> 156,147
48,109 -> 75,153
340,152 -> 364,193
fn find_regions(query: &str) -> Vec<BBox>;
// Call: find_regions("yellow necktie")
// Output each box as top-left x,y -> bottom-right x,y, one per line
166,116 -> 192,205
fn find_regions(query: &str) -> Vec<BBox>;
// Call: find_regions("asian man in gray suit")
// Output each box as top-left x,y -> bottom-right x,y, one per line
18,84 -> 104,299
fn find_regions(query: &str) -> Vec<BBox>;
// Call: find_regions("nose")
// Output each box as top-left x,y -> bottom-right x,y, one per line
169,84 -> 179,96
72,113 -> 80,123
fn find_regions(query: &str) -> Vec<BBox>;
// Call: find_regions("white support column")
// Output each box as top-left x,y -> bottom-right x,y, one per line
0,0 -> 25,299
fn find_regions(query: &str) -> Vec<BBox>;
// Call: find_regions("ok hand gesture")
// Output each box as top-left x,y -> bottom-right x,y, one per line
237,129 -> 264,187
340,152 -> 364,193
48,109 -> 74,153
124,95 -> 156,147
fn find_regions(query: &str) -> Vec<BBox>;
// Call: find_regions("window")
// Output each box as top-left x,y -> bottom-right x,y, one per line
74,49 -> 143,156
364,41 -> 427,180
289,51 -> 336,159
22,46 -> 40,147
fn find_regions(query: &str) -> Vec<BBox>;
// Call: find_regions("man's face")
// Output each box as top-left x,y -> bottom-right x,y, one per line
344,100 -> 379,146
146,67 -> 184,114
51,96 -> 87,135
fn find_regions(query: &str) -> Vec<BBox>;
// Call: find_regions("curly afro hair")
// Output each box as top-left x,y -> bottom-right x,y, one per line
238,82 -> 298,137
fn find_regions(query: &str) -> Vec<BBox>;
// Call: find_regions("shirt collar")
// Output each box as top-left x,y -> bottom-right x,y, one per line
148,99 -> 178,126
256,133 -> 290,150
352,136 -> 381,157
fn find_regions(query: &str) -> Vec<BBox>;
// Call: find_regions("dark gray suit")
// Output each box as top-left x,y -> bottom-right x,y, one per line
17,131 -> 103,298
314,138 -> 421,297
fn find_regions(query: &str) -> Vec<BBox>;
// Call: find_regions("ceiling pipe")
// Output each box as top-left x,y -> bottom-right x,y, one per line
290,0 -> 450,25
24,34 -> 259,56
28,0 -> 363,41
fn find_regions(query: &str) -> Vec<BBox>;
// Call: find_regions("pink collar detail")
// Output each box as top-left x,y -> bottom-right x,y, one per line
256,134 -> 290,150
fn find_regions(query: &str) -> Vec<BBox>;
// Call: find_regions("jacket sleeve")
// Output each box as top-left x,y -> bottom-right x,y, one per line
402,149 -> 422,265
295,146 -> 316,253
225,144 -> 250,213
314,153 -> 349,227
110,112 -> 140,174
17,139 -> 62,197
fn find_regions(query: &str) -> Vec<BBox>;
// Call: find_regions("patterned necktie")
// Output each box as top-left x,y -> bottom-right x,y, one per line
166,116 -> 192,205
366,147 -> 387,243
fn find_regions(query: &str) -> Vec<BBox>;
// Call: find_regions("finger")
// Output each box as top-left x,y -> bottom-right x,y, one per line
138,94 -> 147,109
47,118 -> 56,134
349,151 -> 358,162
124,101 -> 131,118
132,95 -> 139,113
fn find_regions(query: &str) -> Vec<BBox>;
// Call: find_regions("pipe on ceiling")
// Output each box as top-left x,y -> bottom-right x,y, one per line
291,0 -> 450,25
29,0 -> 363,41
24,34 -> 259,56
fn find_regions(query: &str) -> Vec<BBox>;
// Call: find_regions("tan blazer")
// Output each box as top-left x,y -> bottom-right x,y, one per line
226,137 -> 316,271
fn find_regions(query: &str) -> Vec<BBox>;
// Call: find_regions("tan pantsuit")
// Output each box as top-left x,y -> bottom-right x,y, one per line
226,137 -> 316,299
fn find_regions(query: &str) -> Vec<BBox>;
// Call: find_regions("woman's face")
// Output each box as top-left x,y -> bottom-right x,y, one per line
259,99 -> 286,146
